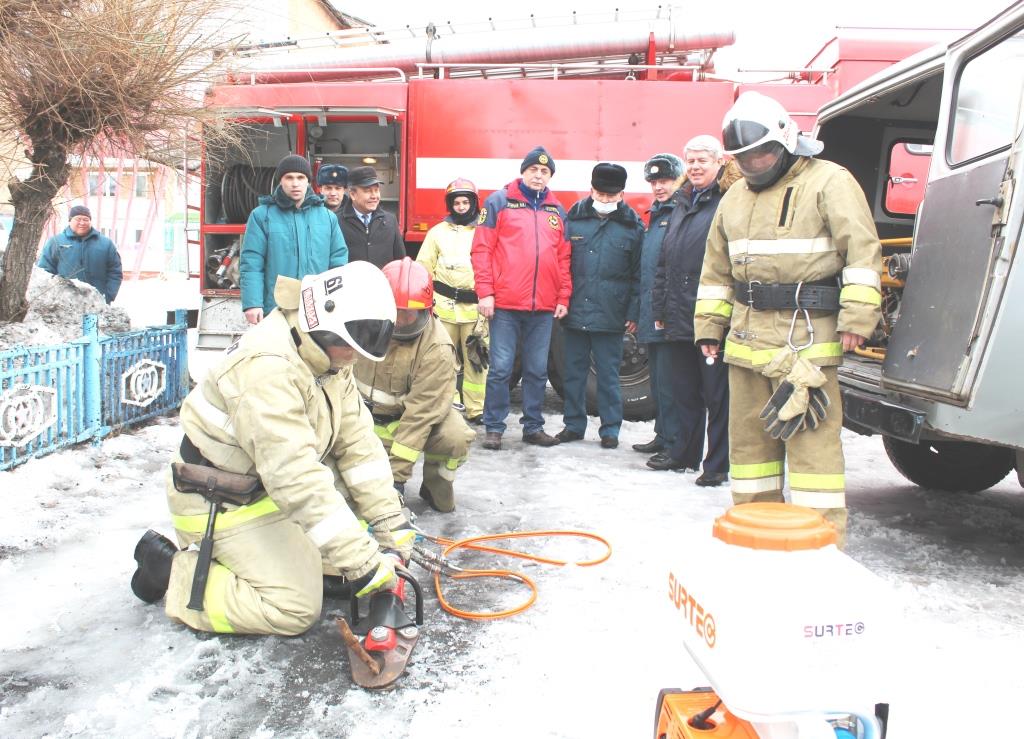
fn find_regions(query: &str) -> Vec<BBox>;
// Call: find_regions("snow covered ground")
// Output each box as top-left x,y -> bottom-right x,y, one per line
1,279 -> 1023,738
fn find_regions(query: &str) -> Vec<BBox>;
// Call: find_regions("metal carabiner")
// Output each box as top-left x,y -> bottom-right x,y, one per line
786,281 -> 815,353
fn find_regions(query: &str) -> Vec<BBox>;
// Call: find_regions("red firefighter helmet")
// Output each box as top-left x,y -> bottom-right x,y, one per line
444,178 -> 479,217
382,257 -> 433,340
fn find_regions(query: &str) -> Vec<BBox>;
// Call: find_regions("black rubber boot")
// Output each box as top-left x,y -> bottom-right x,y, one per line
130,530 -> 178,604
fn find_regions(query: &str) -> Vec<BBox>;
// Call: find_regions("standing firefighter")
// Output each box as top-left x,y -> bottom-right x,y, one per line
416,178 -> 488,424
695,92 -> 882,546
355,258 -> 475,513
130,262 -> 414,636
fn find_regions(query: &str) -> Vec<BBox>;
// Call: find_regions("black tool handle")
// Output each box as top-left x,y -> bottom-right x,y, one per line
186,501 -> 219,611
397,568 -> 424,625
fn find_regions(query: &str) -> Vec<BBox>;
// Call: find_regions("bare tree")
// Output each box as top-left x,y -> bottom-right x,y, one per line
0,0 -> 241,322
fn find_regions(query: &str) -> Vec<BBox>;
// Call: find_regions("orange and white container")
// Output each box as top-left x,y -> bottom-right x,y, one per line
665,503 -> 895,737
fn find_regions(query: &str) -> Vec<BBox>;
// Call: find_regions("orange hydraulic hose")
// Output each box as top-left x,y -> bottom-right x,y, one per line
424,530 -> 612,621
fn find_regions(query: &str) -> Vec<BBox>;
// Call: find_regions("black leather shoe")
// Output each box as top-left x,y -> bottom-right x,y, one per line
632,438 -> 665,454
482,431 -> 502,450
555,428 -> 584,443
696,471 -> 728,488
131,530 -> 177,604
523,430 -> 561,447
646,454 -> 690,471
600,436 -> 619,449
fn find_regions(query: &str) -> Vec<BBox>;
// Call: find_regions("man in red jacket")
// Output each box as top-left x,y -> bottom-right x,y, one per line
471,146 -> 573,450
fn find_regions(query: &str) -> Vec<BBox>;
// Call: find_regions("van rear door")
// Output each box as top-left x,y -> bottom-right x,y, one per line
882,6 -> 1024,404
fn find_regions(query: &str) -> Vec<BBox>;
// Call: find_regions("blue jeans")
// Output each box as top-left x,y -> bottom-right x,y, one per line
561,327 -> 624,439
648,342 -> 682,447
484,309 -> 554,435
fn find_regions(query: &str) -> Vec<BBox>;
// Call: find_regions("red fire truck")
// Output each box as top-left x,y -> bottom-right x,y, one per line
192,9 -> 939,418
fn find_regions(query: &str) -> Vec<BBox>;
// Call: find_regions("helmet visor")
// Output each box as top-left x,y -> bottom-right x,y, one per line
393,309 -> 430,341
723,119 -> 771,154
346,318 -> 394,358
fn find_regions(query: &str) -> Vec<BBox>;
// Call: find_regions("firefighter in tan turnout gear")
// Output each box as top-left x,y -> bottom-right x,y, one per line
130,262 -> 416,636
355,258 -> 475,513
695,92 -> 883,546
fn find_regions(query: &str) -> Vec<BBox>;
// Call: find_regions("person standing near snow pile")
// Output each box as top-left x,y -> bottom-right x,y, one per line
355,258 -> 475,513
239,154 -> 348,326
130,262 -> 416,636
694,92 -> 883,547
37,205 -> 122,304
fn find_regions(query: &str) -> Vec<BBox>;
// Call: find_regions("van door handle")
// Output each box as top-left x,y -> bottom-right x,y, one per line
976,196 -> 1004,207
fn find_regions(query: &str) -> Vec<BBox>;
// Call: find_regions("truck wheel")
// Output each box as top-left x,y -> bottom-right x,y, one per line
882,436 -> 1014,492
547,322 -> 655,422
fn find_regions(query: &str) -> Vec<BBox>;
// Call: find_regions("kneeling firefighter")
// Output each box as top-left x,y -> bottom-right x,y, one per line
130,262 -> 416,636
355,257 -> 475,513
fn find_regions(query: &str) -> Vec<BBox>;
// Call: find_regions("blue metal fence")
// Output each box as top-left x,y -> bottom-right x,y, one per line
0,311 -> 189,471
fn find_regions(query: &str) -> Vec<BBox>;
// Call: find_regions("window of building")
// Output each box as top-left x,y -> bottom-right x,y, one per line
87,173 -> 117,196
135,173 -> 149,198
135,229 -> 144,244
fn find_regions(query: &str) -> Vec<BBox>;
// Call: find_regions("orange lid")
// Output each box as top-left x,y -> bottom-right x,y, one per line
712,502 -> 838,551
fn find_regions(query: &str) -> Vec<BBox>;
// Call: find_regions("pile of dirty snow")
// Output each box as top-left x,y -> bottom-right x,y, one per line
0,267 -> 131,349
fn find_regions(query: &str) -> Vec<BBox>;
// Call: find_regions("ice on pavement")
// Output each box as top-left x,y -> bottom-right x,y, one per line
1,279 -> 1023,737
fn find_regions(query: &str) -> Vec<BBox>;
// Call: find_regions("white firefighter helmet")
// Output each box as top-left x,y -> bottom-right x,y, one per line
297,262 -> 397,361
721,91 -> 823,157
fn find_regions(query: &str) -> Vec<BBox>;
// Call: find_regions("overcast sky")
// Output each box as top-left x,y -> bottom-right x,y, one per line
332,1 -> 1015,74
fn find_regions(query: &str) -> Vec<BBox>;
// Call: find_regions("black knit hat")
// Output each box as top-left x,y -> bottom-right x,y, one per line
317,164 -> 348,187
644,153 -> 683,182
68,205 -> 91,220
520,146 -> 555,175
275,154 -> 312,183
591,162 -> 627,194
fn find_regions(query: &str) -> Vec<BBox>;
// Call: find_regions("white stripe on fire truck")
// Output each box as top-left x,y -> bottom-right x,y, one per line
415,157 -> 652,193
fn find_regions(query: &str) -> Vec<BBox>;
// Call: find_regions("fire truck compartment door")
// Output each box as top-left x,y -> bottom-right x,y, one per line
882,10 -> 1024,405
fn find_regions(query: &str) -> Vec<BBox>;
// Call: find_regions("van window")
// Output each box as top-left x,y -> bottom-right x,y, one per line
949,34 -> 1024,165
885,142 -> 932,216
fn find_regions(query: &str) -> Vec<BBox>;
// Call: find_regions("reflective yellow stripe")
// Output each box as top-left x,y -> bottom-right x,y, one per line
728,236 -> 835,257
696,284 -> 735,301
695,299 -> 733,318
425,452 -> 464,469
791,490 -> 847,509
731,460 -> 784,479
724,340 -> 842,366
373,420 -> 401,441
790,472 -> 845,490
433,303 -> 457,321
842,267 -> 881,289
205,564 -> 235,633
390,441 -> 421,463
840,284 -> 882,306
462,380 -> 486,392
171,496 -> 280,535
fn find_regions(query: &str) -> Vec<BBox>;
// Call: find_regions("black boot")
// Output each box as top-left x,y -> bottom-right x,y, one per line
130,530 -> 177,604
632,438 -> 665,454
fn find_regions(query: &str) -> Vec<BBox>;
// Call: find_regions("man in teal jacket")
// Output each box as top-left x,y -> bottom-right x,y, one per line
240,155 -> 348,324
38,205 -> 122,303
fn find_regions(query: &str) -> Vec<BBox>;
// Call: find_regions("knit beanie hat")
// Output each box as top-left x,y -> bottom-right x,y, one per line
275,154 -> 312,183
520,146 -> 555,175
69,205 -> 92,220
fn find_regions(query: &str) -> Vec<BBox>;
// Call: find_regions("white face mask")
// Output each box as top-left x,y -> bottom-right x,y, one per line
592,199 -> 618,215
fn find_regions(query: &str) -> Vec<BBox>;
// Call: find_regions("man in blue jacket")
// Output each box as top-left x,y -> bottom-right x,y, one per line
555,163 -> 643,448
38,205 -> 122,303
240,155 -> 348,325
632,154 -> 685,461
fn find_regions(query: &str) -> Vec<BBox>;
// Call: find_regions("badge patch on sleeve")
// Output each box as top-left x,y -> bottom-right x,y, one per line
478,207 -> 487,225
548,214 -> 560,229
302,287 -> 319,329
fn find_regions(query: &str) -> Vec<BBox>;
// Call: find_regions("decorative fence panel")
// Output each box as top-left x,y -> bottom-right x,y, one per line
0,311 -> 188,471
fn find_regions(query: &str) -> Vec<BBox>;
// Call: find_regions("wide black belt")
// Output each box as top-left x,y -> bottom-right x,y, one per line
373,413 -> 402,426
433,280 -> 478,304
734,277 -> 840,311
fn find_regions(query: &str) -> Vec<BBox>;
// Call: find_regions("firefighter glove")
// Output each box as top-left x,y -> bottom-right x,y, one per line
465,315 -> 490,372
760,357 -> 828,440
369,511 -> 416,561
354,552 -> 398,598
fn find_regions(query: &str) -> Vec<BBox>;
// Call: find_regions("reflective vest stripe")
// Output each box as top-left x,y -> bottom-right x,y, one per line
725,340 -> 842,365
731,460 -> 784,479
171,495 -> 280,535
205,564 -> 236,634
842,267 -> 881,289
306,506 -> 363,549
189,390 -> 236,437
356,380 -> 403,407
790,472 -> 845,490
390,440 -> 421,463
790,490 -> 847,509
696,284 -> 735,301
341,458 -> 393,488
728,236 -> 835,258
695,299 -> 733,319
840,284 -> 882,306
